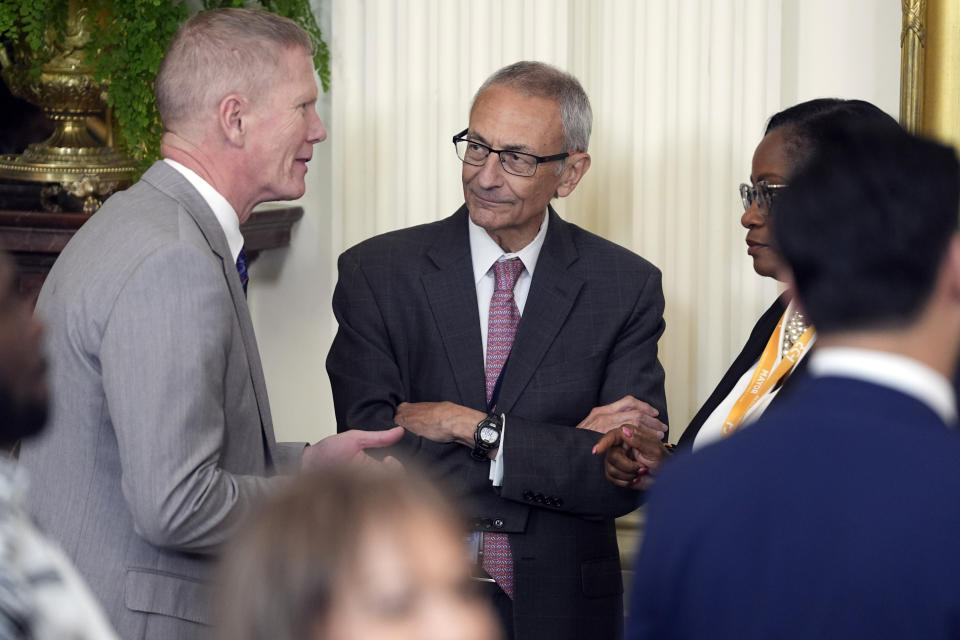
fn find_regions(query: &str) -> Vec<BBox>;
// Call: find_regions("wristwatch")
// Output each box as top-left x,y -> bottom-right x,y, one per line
471,413 -> 503,461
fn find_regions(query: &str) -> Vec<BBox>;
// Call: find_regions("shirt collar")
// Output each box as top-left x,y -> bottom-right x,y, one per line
809,347 -> 957,425
163,158 -> 244,263
468,210 -> 549,285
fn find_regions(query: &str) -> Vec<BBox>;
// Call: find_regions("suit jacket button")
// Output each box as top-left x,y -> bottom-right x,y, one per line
554,497 -> 563,507
494,519 -> 504,529
534,493 -> 545,504
523,490 -> 534,501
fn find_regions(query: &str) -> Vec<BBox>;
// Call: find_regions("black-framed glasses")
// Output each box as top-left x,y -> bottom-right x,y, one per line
452,129 -> 572,177
739,180 -> 788,213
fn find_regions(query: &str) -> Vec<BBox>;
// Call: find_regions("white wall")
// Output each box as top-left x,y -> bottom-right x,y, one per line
246,0 -> 336,444
252,0 -> 901,445
781,0 -> 900,116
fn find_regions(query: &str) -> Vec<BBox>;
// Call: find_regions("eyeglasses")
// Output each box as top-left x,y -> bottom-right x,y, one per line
452,129 -> 572,177
739,180 -> 788,212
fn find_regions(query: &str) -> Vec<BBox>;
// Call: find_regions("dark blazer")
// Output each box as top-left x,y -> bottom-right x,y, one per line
628,373 -> 960,639
327,205 -> 667,640
678,295 -> 807,449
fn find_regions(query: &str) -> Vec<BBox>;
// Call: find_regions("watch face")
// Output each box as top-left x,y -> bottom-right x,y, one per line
479,425 -> 499,445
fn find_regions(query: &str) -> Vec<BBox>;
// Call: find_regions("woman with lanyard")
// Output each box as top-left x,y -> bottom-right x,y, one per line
596,98 -> 902,485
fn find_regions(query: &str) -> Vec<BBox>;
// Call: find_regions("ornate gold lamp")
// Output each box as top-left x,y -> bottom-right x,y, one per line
0,1 -> 136,213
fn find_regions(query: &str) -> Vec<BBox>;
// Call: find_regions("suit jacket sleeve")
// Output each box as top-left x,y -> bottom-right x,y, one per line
100,243 -> 275,554
272,442 -> 307,473
498,267 -> 667,518
327,250 -> 410,431
329,245 -> 665,519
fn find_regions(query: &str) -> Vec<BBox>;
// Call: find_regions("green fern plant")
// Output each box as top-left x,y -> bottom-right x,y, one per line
0,0 -> 66,66
0,0 -> 331,175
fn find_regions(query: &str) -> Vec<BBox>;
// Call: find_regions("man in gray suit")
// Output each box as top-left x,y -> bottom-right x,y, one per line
18,9 -> 401,639
327,61 -> 667,639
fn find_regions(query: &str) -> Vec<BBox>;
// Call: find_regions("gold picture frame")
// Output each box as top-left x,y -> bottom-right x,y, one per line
901,0 -> 960,149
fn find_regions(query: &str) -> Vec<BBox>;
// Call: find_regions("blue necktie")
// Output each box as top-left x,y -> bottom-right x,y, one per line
236,247 -> 249,296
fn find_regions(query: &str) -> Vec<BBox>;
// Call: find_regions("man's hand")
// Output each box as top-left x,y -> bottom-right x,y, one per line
394,401 -> 486,448
592,425 -> 669,491
576,395 -> 667,439
301,427 -> 404,471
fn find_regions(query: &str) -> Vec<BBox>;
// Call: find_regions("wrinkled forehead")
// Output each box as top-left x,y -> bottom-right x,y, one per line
468,86 -> 563,150
470,84 -> 561,119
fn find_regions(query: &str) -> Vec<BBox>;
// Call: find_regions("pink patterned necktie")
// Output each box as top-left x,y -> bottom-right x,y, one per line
482,257 -> 524,599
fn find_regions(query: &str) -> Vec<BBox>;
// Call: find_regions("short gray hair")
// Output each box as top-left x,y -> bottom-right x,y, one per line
473,61 -> 592,153
156,8 -> 314,130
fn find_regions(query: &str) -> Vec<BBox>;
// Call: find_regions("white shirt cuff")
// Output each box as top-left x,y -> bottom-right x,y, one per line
488,415 -> 506,486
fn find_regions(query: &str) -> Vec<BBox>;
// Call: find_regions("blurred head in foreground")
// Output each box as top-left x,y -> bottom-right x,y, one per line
0,252 -> 47,446
216,466 -> 501,640
774,122 -> 960,338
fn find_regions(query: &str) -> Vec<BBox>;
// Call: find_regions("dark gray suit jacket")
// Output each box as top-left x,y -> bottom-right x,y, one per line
20,162 -> 297,639
327,205 -> 667,640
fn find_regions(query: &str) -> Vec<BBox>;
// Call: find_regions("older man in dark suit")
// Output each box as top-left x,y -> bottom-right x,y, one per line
326,61 -> 668,640
627,125 -> 960,639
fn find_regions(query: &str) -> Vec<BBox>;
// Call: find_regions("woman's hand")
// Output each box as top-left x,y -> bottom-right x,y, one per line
592,425 -> 670,490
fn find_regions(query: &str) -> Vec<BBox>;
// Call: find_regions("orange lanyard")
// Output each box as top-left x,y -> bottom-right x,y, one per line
721,316 -> 815,437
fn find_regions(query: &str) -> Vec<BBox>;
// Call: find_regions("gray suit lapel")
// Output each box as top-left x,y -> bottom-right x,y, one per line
421,207 -> 488,412
496,207 -> 583,414
142,163 -> 277,457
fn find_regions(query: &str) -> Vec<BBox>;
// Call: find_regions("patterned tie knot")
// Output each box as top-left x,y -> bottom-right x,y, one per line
493,257 -> 524,292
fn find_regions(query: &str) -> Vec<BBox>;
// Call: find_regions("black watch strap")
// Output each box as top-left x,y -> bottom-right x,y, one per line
471,413 -> 503,461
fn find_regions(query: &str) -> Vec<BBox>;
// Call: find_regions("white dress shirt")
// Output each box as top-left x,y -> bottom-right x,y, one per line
808,347 -> 957,425
468,211 -> 550,485
163,159 -> 244,264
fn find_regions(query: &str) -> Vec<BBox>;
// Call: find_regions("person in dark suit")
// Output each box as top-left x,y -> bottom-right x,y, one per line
326,61 -> 667,640
18,10 -> 401,639
627,123 -> 960,639
597,100 -> 902,488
